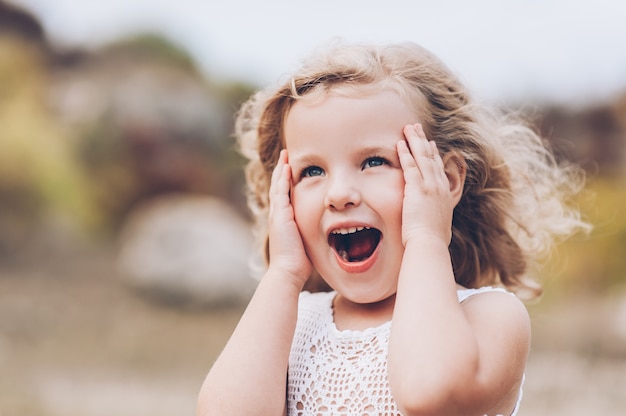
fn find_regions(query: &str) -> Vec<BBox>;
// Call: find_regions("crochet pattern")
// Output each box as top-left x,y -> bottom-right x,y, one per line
287,289 -> 521,416
288,291 -> 397,415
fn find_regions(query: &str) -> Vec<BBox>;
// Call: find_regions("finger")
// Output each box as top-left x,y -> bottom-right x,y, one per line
431,141 -> 443,167
405,124 -> 439,180
403,124 -> 424,156
270,149 -> 287,187
397,139 -> 423,183
414,123 -> 434,159
269,150 -> 291,212
406,124 -> 437,166
430,141 -> 449,188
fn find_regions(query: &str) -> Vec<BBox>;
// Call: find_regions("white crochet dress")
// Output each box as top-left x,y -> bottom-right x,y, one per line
287,288 -> 523,416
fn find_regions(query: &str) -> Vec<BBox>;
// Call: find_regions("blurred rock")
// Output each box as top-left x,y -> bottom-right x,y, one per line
117,194 -> 257,307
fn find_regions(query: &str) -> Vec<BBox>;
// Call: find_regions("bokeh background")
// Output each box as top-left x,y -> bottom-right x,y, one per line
1,1 -> 625,415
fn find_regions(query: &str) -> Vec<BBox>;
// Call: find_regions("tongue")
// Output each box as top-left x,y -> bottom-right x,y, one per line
347,235 -> 377,261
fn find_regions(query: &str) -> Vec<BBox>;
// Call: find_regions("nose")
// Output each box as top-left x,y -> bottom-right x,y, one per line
324,174 -> 361,210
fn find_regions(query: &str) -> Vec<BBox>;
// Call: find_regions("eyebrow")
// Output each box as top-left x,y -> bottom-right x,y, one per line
288,153 -> 321,169
289,144 -> 400,171
357,144 -> 397,156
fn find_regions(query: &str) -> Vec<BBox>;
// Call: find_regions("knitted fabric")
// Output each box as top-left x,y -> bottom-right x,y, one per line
286,288 -> 522,416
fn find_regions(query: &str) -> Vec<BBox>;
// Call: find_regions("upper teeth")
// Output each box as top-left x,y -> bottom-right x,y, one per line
331,226 -> 369,235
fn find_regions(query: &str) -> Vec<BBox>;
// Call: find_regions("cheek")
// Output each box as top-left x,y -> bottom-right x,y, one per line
291,186 -> 320,231
382,193 -> 404,227
372,175 -> 405,213
376,183 -> 405,237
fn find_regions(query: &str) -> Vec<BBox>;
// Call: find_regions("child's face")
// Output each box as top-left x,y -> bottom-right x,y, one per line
284,88 -> 417,304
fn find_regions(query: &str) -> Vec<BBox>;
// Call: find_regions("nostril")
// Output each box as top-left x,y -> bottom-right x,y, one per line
326,198 -> 357,210
324,186 -> 361,210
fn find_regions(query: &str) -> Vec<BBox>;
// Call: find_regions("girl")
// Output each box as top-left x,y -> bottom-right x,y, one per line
197,42 -> 587,416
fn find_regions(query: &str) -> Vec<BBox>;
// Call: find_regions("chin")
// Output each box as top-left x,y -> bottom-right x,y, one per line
328,277 -> 397,305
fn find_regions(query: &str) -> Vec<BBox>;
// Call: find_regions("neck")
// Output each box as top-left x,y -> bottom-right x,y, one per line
332,293 -> 396,331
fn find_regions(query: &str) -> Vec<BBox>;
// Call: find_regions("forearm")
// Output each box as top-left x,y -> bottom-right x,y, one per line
197,271 -> 301,415
388,238 -> 480,414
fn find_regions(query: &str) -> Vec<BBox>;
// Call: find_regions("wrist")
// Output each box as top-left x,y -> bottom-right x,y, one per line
264,265 -> 309,293
399,235 -> 458,290
403,231 -> 450,249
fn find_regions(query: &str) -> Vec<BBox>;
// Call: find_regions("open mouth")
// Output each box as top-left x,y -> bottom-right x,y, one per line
328,226 -> 382,263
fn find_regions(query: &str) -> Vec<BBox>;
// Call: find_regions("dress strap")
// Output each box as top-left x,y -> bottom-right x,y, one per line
457,286 -> 511,303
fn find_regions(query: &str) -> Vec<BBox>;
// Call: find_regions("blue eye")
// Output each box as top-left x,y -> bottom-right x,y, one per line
362,157 -> 386,169
302,166 -> 324,177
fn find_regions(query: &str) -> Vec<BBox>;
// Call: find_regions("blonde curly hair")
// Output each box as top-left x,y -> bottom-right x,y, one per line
235,41 -> 588,299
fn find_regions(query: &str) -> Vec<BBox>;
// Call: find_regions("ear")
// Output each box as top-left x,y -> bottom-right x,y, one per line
442,152 -> 466,206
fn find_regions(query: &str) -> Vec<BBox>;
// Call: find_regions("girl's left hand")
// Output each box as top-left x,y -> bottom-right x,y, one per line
396,123 -> 457,246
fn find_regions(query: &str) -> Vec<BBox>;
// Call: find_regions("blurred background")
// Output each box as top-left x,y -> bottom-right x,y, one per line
0,1 -> 625,415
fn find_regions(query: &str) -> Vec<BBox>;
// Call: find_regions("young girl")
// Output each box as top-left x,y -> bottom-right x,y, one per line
197,42 -> 587,416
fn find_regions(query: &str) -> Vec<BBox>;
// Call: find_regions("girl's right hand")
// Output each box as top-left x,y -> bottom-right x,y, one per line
266,149 -> 312,289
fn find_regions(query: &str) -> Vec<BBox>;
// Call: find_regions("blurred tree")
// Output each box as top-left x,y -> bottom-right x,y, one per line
535,100 -> 626,177
46,31 -> 255,232
103,32 -> 200,74
541,177 -> 626,296
0,35 -> 101,252
532,94 -> 626,295
0,0 -> 45,47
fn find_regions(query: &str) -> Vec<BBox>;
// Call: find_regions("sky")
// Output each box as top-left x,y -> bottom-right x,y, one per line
12,0 -> 626,105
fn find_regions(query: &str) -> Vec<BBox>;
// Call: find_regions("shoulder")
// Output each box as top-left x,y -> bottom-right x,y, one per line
459,286 -> 529,323
457,287 -> 530,414
460,286 -> 531,356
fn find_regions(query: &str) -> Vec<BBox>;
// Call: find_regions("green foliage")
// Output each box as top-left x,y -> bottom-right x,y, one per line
105,32 -> 198,73
0,30 -> 255,239
0,37 -> 101,233
542,176 -> 626,295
